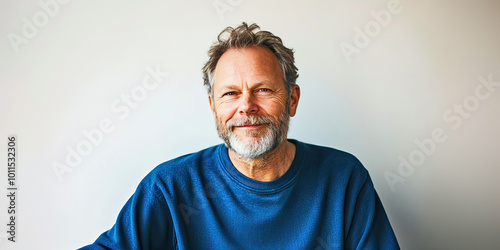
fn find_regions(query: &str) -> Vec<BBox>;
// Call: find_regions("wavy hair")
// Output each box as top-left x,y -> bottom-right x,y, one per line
202,22 -> 298,96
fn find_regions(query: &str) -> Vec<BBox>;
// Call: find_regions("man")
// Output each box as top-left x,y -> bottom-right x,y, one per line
80,22 -> 399,249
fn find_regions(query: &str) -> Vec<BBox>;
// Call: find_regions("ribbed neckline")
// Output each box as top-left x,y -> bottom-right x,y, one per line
217,139 -> 304,193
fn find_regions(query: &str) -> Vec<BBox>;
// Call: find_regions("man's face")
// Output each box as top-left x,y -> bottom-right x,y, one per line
209,46 -> 299,159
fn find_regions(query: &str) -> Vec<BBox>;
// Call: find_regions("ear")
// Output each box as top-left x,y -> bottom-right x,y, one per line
208,94 -> 216,115
289,85 -> 300,117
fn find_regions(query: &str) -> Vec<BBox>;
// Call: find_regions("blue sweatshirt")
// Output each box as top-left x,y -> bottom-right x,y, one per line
80,140 -> 399,249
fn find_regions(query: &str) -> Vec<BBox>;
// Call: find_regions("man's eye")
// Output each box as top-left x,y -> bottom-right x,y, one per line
258,88 -> 271,92
223,92 -> 236,96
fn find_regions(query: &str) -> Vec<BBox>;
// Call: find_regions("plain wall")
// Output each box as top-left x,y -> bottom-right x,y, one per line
1,0 -> 499,249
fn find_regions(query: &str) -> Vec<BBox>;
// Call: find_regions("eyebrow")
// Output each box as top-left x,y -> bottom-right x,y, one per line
219,81 -> 274,90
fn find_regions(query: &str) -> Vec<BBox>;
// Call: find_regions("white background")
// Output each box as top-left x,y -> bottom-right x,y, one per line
1,0 -> 500,249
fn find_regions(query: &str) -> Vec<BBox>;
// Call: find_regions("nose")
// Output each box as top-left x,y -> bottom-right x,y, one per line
238,92 -> 258,115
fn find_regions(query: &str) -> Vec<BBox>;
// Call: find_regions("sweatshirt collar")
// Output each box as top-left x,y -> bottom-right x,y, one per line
217,139 -> 304,193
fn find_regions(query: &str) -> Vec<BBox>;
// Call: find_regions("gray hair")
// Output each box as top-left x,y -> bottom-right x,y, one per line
202,22 -> 298,96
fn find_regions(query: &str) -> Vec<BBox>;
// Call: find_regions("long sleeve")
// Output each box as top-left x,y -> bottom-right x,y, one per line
78,177 -> 175,250
344,171 -> 400,250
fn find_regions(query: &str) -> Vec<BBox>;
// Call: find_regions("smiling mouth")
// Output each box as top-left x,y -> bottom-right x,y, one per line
234,124 -> 267,129
235,124 -> 262,129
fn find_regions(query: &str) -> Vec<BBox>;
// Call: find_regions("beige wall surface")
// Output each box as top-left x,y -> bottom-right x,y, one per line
1,0 -> 499,249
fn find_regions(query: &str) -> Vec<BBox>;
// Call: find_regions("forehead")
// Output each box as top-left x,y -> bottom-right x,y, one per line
213,46 -> 283,89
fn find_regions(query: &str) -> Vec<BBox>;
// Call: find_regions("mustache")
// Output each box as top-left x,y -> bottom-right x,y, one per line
226,115 -> 275,129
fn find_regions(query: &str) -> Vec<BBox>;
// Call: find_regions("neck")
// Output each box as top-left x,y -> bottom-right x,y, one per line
228,140 -> 296,182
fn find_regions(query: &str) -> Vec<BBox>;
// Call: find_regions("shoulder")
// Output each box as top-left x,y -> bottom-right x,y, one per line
298,140 -> 365,170
294,140 -> 369,183
153,144 -> 220,174
136,144 -> 223,194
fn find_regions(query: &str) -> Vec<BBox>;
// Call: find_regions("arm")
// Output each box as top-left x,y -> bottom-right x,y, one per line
345,171 -> 400,250
79,178 -> 175,250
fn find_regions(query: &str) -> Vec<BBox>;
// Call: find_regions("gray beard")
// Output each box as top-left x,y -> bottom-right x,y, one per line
215,111 -> 290,159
